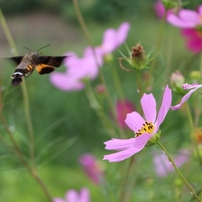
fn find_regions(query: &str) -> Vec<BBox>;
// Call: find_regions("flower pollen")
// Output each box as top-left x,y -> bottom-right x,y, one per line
136,121 -> 154,137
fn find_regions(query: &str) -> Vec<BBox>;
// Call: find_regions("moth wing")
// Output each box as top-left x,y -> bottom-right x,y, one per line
35,63 -> 55,75
37,56 -> 66,67
9,56 -> 24,65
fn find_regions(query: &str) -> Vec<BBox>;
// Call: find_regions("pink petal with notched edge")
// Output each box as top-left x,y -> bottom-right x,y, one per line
125,112 -> 145,133
141,93 -> 157,123
156,85 -> 172,128
167,9 -> 200,28
103,134 -> 152,162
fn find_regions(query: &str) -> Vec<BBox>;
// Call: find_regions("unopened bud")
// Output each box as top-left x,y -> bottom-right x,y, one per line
170,71 -> 185,94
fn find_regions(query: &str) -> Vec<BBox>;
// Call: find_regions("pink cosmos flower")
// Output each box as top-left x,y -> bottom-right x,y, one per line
167,5 -> 202,53
153,149 -> 190,177
98,22 -> 130,56
181,28 -> 202,53
54,188 -> 90,202
79,153 -> 104,185
172,83 -> 202,110
167,5 -> 202,28
50,48 -> 103,91
115,100 -> 135,129
154,0 -> 166,19
103,85 -> 172,162
50,22 -> 130,91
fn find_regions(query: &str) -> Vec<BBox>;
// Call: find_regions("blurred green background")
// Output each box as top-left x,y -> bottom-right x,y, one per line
0,0 -> 202,201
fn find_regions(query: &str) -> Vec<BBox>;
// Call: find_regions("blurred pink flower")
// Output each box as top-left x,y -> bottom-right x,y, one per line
167,5 -> 202,28
50,22 -> 130,91
54,188 -> 90,202
79,153 -> 104,185
115,100 -> 135,129
50,48 -> 103,91
153,149 -> 190,177
167,5 -> 202,53
154,0 -> 173,19
181,28 -> 202,53
154,0 -> 166,19
172,83 -> 202,110
99,22 -> 130,56
103,85 -> 172,162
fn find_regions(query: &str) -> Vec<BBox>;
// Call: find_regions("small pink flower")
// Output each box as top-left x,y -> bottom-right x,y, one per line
181,28 -> 202,53
167,5 -> 202,28
167,5 -> 202,53
50,22 -> 130,91
154,0 -> 166,19
153,149 -> 190,177
54,188 -> 90,202
103,85 -> 172,162
172,83 -> 202,110
79,154 -> 104,184
50,48 -> 103,91
98,22 -> 130,56
115,100 -> 135,129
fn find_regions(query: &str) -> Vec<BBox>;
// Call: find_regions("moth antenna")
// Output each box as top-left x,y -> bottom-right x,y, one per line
23,46 -> 31,51
37,44 -> 50,52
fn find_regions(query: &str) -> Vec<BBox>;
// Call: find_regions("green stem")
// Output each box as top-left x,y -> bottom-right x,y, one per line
157,141 -> 201,202
136,70 -> 143,110
119,156 -> 135,202
0,9 -> 52,201
186,103 -> 202,168
0,9 -> 35,163
85,82 -> 117,137
72,0 -> 122,137
0,113 -> 52,201
110,64 -> 125,100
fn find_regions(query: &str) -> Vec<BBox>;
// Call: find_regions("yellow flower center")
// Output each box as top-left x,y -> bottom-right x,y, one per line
135,121 -> 154,137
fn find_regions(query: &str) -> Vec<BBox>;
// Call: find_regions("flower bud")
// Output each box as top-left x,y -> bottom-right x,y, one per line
95,84 -> 106,94
189,70 -> 201,81
170,71 -> 185,94
118,43 -> 154,71
104,53 -> 114,63
131,44 -> 145,64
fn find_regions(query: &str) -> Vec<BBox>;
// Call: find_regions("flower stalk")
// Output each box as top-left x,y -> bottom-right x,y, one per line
157,141 -> 201,202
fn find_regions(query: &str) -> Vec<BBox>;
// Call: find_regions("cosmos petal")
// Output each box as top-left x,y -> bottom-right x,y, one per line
141,93 -> 156,123
103,134 -> 152,162
104,138 -> 136,151
125,112 -> 145,133
156,86 -> 172,129
171,83 -> 202,110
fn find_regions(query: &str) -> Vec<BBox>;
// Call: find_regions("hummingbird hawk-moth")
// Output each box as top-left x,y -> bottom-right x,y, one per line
9,50 -> 66,86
